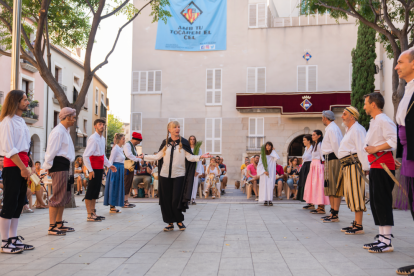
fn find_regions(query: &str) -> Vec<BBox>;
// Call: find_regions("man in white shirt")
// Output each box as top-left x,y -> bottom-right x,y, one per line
0,90 -> 33,254
362,93 -> 397,253
394,49 -> 414,276
336,106 -> 369,235
83,119 -> 116,222
320,110 -> 343,223
43,108 -> 76,236
123,132 -> 142,207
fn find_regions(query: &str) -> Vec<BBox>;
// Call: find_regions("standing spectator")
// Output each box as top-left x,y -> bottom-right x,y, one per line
132,160 -> 152,198
275,163 -> 285,200
189,135 -> 203,205
218,157 -> 228,195
74,157 -> 87,195
246,155 -> 260,201
286,157 -> 299,199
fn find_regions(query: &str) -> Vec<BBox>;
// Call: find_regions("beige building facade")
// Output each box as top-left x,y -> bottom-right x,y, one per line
131,0 -> 382,181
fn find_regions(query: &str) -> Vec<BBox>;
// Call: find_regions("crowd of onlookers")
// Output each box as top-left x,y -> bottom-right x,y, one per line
240,155 -> 302,201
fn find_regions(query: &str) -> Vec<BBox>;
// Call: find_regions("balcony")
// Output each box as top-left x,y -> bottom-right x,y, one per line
247,136 -> 265,152
272,14 -> 356,28
100,104 -> 107,119
236,91 -> 351,116
20,50 -> 38,73
22,101 -> 39,124
75,136 -> 87,150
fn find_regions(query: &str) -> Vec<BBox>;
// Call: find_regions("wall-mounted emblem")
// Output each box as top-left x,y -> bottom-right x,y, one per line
303,52 -> 312,61
181,1 -> 203,24
301,95 -> 312,111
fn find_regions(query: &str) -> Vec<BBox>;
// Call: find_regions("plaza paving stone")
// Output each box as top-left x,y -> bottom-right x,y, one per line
0,185 -> 413,276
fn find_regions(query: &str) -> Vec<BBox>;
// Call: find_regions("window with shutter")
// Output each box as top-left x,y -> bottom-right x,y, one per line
131,112 -> 142,133
247,67 -> 266,93
168,118 -> 185,137
249,4 -> 257,28
297,65 -> 318,92
132,72 -> 139,93
205,118 -> 222,154
206,69 -> 222,105
248,3 -> 267,28
248,117 -> 265,150
132,71 -> 162,94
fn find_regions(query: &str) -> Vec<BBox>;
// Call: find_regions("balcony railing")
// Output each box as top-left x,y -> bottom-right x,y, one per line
76,136 -> 87,149
100,104 -> 107,119
247,136 -> 265,151
22,102 -> 39,124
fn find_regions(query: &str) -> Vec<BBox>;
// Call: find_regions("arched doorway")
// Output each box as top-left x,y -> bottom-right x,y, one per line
31,134 -> 41,163
288,135 -> 305,164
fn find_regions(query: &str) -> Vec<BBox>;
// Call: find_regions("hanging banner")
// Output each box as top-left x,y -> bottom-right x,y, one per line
155,0 -> 227,51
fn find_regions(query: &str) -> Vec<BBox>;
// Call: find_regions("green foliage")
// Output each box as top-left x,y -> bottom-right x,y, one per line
260,144 -> 268,172
193,141 -> 202,169
106,113 -> 124,157
351,21 -> 377,129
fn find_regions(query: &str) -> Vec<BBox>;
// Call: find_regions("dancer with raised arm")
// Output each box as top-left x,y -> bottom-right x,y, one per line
43,108 -> 76,236
257,142 -> 280,206
0,90 -> 34,254
189,135 -> 203,205
83,119 -> 117,222
142,121 -> 211,231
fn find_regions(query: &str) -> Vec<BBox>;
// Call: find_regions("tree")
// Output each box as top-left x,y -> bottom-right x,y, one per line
301,0 -> 414,118
351,21 -> 377,129
106,113 -> 123,157
0,0 -> 170,141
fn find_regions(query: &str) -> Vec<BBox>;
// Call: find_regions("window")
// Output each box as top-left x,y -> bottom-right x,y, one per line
247,67 -> 266,93
248,3 -> 267,28
349,63 -> 353,91
73,88 -> 78,103
206,69 -> 222,105
53,111 -> 60,127
248,118 -> 264,151
131,112 -> 142,133
55,66 -> 62,84
95,88 -> 99,115
22,80 -> 29,96
74,76 -> 80,87
205,118 -> 222,154
168,118 -> 185,137
84,91 -> 88,109
297,65 -> 317,92
132,71 -> 162,93
84,119 -> 87,134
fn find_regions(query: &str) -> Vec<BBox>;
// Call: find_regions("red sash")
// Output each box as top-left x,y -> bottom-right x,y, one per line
90,155 -> 104,170
368,151 -> 395,170
4,152 -> 29,168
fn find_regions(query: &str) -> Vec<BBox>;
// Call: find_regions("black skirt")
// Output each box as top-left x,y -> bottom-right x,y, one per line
298,161 -> 311,188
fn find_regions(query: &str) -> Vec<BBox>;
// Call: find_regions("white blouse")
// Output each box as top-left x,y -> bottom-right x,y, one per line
206,165 -> 220,177
43,123 -> 75,169
143,140 -> 201,178
338,122 -> 370,171
83,132 -> 112,172
396,78 -> 414,126
191,147 -> 203,174
109,144 -> 126,164
365,113 -> 397,152
302,145 -> 313,162
311,142 -> 324,161
0,115 -> 30,158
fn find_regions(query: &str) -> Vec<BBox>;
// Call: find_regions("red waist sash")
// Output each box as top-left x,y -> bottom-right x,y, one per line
90,155 -> 104,170
368,151 -> 395,170
4,152 -> 29,168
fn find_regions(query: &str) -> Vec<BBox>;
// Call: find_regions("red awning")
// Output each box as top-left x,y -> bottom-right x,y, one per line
236,92 -> 352,115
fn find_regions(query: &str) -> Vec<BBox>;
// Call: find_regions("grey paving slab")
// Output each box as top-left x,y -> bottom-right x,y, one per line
0,185 -> 412,276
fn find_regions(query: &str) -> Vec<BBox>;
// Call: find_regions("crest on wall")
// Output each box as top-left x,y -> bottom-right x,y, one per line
300,95 -> 312,111
303,52 -> 312,61
181,1 -> 203,24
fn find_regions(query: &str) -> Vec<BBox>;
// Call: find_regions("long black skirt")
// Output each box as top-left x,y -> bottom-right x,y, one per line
297,161 -> 311,202
159,176 -> 185,223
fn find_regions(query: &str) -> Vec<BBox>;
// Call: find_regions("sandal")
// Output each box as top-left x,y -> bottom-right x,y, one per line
191,200 -> 196,205
368,234 -> 394,253
363,234 -> 383,249
345,223 -> 364,235
56,221 -> 75,232
124,200 -> 136,208
93,209 -> 105,220
321,209 -> 333,220
0,239 -> 24,254
302,204 -> 315,210
110,206 -> 122,213
264,201 -> 268,206
341,221 -> 356,232
396,265 -> 414,275
311,207 -> 325,214
323,210 -> 339,223
87,213 -> 102,222
269,201 -> 273,206
177,222 -> 186,231
48,224 -> 66,235
132,195 -> 139,198
10,236 -> 35,251
145,194 -> 149,198
164,223 -> 174,232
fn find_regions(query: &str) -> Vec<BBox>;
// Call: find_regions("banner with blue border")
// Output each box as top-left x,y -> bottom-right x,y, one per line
155,0 -> 227,51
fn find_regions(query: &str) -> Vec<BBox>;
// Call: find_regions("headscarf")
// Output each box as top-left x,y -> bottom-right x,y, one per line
345,106 -> 360,121
59,107 -> 76,121
322,110 -> 335,121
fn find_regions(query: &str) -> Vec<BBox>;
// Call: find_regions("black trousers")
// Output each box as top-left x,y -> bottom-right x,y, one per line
159,176 -> 185,223
85,169 -> 104,200
369,168 -> 395,226
0,167 -> 27,219
408,177 -> 414,221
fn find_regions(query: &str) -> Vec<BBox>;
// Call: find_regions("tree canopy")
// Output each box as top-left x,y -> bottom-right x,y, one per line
106,113 -> 124,157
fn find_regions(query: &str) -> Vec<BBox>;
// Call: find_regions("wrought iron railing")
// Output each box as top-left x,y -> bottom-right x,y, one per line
247,136 -> 265,151
76,136 -> 87,148
22,101 -> 39,120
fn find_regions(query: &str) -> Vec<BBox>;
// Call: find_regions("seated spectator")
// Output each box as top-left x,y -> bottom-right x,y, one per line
74,156 -> 88,195
33,161 -> 48,208
275,163 -> 285,200
217,157 -> 228,195
241,157 -> 249,172
286,157 -> 300,199
132,160 -> 152,198
204,157 -> 221,198
246,155 -> 260,201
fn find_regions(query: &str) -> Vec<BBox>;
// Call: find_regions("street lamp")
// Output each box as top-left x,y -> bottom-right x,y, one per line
110,142 -> 114,148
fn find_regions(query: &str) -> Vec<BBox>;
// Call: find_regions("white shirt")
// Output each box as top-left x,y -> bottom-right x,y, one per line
191,147 -> 203,174
206,165 -> 220,177
311,142 -> 324,161
0,115 -> 30,158
396,78 -> 414,126
338,122 -> 370,171
321,121 -> 343,156
43,123 -> 75,169
365,113 -> 397,152
83,132 -> 112,172
109,144 -> 126,164
144,142 -> 201,178
302,145 -> 313,162
123,142 -> 141,162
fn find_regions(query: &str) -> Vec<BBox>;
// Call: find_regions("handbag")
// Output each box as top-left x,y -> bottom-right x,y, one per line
124,160 -> 135,172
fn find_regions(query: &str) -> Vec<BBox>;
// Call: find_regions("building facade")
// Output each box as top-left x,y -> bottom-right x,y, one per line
130,0 -> 381,181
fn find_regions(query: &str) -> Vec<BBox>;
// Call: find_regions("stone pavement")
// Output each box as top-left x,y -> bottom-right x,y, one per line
0,185 -> 413,276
